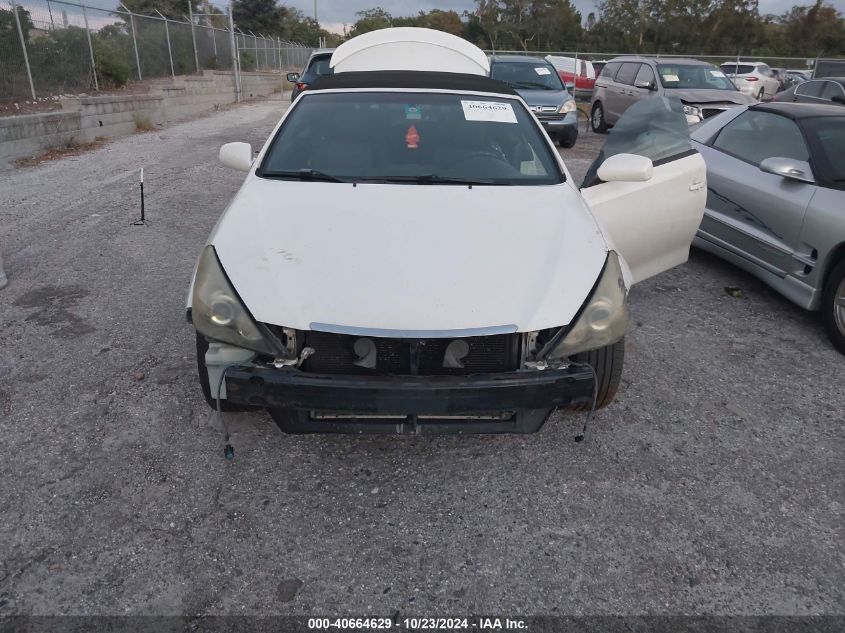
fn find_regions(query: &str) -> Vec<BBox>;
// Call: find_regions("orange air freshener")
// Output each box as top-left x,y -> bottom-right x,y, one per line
405,125 -> 420,149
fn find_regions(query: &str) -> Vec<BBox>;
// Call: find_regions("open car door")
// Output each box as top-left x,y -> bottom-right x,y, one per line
579,97 -> 707,284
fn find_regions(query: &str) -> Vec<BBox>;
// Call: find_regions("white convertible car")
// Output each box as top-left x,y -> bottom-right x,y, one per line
188,28 -> 706,434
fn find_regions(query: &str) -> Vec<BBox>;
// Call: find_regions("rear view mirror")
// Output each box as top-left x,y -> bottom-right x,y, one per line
759,157 -> 814,183
219,142 -> 253,172
597,153 -> 653,183
286,72 -> 300,82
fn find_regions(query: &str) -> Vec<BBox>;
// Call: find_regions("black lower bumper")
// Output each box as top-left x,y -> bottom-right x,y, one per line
224,365 -> 594,434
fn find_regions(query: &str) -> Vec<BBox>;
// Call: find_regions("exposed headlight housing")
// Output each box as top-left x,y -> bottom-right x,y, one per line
683,104 -> 701,118
191,245 -> 281,356
543,251 -> 629,359
559,99 -> 577,114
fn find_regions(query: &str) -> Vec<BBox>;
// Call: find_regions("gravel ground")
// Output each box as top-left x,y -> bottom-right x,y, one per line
0,98 -> 842,617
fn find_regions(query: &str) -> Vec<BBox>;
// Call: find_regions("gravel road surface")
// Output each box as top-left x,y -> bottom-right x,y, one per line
0,98 -> 842,617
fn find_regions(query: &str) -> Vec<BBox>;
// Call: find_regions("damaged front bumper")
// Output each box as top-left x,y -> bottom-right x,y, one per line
224,364 -> 595,434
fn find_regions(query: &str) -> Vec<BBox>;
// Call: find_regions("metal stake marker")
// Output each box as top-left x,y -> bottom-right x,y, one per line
132,168 -> 148,226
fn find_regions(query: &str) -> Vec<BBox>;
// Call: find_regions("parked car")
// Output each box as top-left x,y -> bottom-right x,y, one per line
718,61 -> 780,101
489,54 -> 579,147
786,69 -> 812,83
773,77 -> 845,105
590,56 -> 754,133
286,49 -> 334,101
545,55 -> 597,98
189,28 -> 706,435
770,68 -> 795,92
690,102 -> 845,354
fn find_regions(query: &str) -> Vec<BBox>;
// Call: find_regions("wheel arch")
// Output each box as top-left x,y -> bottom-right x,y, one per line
822,242 -> 845,288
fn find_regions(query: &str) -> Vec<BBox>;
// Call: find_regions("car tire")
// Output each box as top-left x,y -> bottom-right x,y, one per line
558,136 -> 577,149
591,102 -> 608,134
569,338 -> 625,410
196,332 -> 256,412
821,259 -> 845,355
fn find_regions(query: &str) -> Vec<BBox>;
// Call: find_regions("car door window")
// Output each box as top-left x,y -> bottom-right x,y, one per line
602,62 -> 622,81
582,96 -> 692,188
615,63 -> 640,86
802,116 -> 845,191
820,81 -> 845,101
634,64 -> 655,88
796,81 -> 824,98
712,111 -> 809,165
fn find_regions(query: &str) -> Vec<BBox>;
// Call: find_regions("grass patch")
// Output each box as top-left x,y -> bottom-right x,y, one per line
133,113 -> 156,132
13,137 -> 108,168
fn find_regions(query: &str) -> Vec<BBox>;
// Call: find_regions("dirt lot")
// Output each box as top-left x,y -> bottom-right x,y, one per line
0,99 -> 842,617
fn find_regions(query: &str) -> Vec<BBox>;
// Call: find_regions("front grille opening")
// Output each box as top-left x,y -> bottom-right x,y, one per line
309,411 -> 516,421
302,331 -> 520,376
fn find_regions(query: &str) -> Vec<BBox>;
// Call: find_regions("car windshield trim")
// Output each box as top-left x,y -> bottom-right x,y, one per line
260,168 -> 353,183
372,174 -> 513,186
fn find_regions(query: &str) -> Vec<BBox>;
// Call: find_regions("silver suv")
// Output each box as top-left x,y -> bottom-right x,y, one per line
590,56 -> 755,133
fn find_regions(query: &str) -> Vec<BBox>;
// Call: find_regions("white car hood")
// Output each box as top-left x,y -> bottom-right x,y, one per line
211,179 -> 608,335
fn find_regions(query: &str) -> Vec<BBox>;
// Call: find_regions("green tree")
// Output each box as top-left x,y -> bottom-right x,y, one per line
348,8 -> 394,37
232,0 -> 283,34
121,0 -> 199,20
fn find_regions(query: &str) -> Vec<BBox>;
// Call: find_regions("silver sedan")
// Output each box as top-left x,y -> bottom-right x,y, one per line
690,102 -> 845,354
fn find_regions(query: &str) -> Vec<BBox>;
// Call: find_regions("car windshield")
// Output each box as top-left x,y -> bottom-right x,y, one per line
720,64 -> 756,76
490,62 -> 564,91
658,64 -> 736,90
259,91 -> 564,185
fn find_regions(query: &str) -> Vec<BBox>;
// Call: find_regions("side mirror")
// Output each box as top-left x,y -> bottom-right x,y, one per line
219,142 -> 253,172
634,80 -> 655,90
286,72 -> 300,83
597,153 -> 653,183
832,94 -> 845,104
759,157 -> 814,183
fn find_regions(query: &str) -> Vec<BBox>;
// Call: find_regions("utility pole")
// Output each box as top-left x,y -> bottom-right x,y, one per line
313,0 -> 317,23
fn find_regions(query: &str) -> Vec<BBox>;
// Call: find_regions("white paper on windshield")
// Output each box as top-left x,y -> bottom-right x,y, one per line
461,100 -> 518,123
663,74 -> 680,82
710,70 -> 726,77
534,67 -> 551,76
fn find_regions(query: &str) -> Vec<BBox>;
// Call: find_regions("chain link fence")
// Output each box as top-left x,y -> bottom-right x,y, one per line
0,0 -> 312,103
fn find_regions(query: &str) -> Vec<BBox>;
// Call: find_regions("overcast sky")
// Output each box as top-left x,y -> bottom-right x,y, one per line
283,0 -> 842,32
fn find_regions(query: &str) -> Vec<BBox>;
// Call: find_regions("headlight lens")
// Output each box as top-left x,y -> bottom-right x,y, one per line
683,105 -> 701,118
545,251 -> 629,359
559,99 -> 577,114
191,245 -> 281,356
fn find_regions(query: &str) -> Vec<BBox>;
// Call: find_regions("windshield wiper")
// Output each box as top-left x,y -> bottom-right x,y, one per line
261,168 -> 351,183
513,82 -> 554,90
380,174 -> 505,185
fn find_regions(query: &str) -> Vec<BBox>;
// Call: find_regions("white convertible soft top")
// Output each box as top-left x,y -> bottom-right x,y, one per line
330,27 -> 490,76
